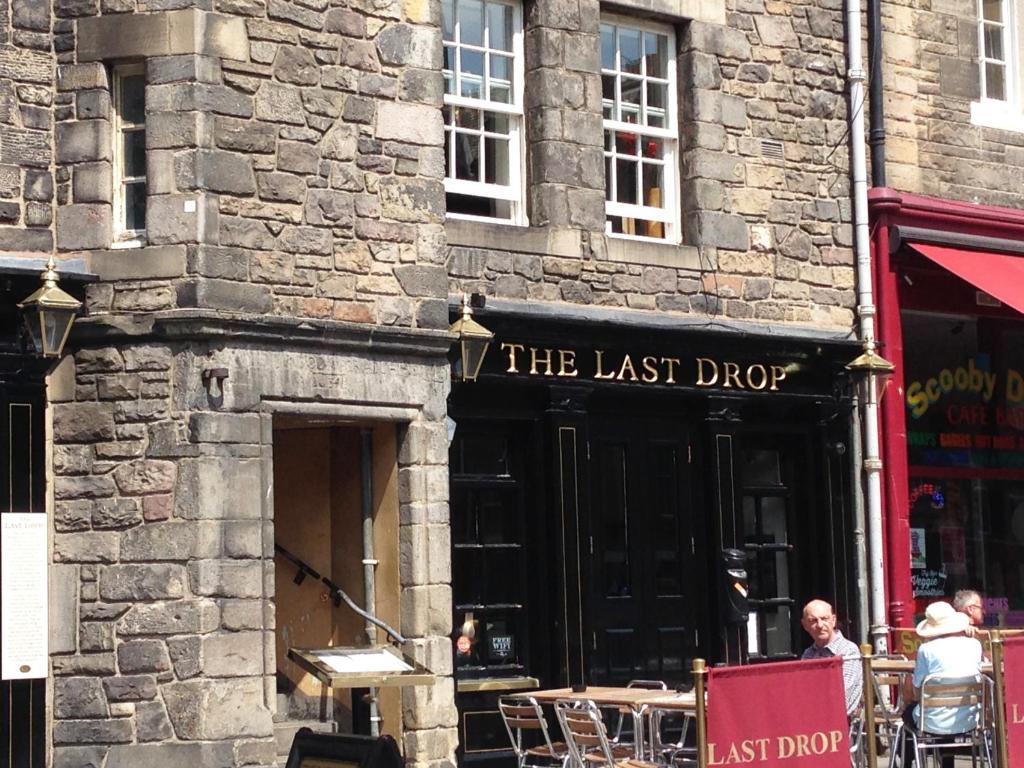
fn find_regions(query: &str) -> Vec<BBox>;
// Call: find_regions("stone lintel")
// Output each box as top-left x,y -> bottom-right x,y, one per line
602,0 -> 725,25
87,245 -> 188,281
446,219 -> 581,258
600,236 -> 714,271
77,9 -> 249,64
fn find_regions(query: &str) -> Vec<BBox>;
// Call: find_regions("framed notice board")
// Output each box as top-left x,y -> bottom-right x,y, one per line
285,729 -> 404,768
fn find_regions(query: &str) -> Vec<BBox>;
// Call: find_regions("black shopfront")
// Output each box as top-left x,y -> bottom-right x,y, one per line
448,308 -> 862,766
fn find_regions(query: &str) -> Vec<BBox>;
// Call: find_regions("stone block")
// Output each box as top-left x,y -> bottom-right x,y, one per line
273,45 -> 319,85
223,520 -> 263,558
375,101 -> 443,145
24,169 -> 53,201
163,678 -> 274,739
167,636 -> 203,679
53,718 -> 133,745
400,584 -> 452,637
690,211 -> 750,251
54,532 -> 119,563
394,264 -> 447,298
135,701 -> 175,743
117,640 -> 172,673
256,171 -> 305,202
254,81 -> 305,124
55,677 -> 109,719
176,278 -> 273,313
221,600 -> 264,630
202,631 -> 264,676
277,140 -> 319,173
189,559 -> 263,598
146,194 -> 219,246
193,149 -> 257,195
119,600 -> 220,636
91,498 -> 142,529
56,204 -> 111,251
939,56 -> 980,101
72,162 -> 113,203
55,120 -> 110,164
103,674 -> 158,702
304,188 -> 354,226
99,564 -> 187,600
121,522 -> 198,561
105,742 -> 235,767
401,676 -> 457,729
376,24 -> 439,69
53,747 -> 108,768
113,459 -> 176,494
52,653 -> 117,677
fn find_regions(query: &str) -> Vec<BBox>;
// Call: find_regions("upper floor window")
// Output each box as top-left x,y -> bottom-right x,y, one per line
973,0 -> 1024,130
601,18 -> 679,242
442,0 -> 525,224
112,64 -> 146,246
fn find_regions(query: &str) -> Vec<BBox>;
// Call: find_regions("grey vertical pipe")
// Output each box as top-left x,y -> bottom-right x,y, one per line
849,392 -> 869,646
360,428 -> 380,736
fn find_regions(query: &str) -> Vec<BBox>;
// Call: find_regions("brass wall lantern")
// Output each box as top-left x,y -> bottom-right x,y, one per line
18,256 -> 82,358
449,294 -> 493,382
846,346 -> 895,402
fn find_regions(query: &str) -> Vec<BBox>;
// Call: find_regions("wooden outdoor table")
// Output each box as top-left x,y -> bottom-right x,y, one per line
529,686 -> 675,708
870,658 -> 993,674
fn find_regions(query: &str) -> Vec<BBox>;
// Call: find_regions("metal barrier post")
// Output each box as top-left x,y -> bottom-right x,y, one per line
860,643 -> 877,768
991,630 -> 1010,768
693,658 -> 708,768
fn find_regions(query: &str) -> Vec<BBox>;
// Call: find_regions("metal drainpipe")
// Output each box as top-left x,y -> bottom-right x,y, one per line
868,0 -> 886,186
846,0 -> 890,654
360,428 -> 380,736
849,392 -> 869,646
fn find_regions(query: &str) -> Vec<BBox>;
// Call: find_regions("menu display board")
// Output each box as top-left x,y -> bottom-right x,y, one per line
1,513 -> 48,680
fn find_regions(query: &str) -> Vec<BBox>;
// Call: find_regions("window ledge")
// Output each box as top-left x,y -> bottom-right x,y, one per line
446,219 -> 581,258
603,0 -> 725,24
86,244 -> 187,281
598,235 -> 715,271
970,100 -> 1024,133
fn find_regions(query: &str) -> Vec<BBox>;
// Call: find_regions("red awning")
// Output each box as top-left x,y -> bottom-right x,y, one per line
909,242 -> 1024,315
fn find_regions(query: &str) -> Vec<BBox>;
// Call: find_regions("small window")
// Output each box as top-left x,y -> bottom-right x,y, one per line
442,0 -> 525,224
112,64 -> 146,246
972,0 -> 1024,130
601,18 -> 679,242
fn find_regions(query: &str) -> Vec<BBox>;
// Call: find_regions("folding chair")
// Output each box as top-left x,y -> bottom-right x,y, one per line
894,674 -> 992,768
498,695 -> 571,768
870,666 -> 906,763
555,700 -> 658,768
610,680 -> 667,758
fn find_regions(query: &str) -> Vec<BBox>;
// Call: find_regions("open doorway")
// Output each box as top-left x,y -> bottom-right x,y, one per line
271,420 -> 402,762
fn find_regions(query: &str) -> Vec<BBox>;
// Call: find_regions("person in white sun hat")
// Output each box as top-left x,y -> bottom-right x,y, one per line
899,600 -> 983,767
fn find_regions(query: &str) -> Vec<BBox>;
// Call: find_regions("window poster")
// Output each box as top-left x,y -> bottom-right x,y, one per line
910,527 -> 927,569
1,513 -> 48,680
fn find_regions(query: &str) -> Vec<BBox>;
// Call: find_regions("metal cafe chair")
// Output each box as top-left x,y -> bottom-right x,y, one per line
893,674 -> 992,768
610,680 -> 668,758
870,665 -> 907,762
555,700 -> 659,768
498,695 -> 571,768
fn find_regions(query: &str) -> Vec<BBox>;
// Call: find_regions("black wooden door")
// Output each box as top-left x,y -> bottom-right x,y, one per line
587,416 -> 694,686
0,382 -> 47,768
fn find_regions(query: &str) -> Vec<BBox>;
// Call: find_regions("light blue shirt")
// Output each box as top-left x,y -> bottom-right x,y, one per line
912,635 -> 983,734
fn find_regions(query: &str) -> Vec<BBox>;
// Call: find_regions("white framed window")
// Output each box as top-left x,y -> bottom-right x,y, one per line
112,63 -> 146,246
442,0 -> 525,224
601,17 -> 679,242
972,0 -> 1024,131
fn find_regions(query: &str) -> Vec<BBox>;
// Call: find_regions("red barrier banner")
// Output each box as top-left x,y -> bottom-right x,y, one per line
707,657 -> 849,766
1003,636 -> 1024,766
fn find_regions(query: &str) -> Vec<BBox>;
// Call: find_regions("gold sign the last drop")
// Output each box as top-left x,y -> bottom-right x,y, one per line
499,343 -> 790,391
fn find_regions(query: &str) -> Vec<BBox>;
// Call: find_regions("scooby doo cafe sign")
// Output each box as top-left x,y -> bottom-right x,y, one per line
485,340 -> 815,392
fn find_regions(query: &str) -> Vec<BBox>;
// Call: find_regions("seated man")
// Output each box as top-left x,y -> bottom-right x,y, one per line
800,599 -> 863,716
952,589 -> 985,638
901,600 -> 984,766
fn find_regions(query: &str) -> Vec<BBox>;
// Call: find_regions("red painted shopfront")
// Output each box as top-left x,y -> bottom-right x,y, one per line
870,188 -> 1024,634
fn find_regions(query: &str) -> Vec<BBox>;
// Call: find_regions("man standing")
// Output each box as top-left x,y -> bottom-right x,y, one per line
953,589 -> 985,635
801,599 -> 863,715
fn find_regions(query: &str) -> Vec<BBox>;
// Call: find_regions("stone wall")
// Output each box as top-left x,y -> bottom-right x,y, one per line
880,0 -> 1024,207
53,1 -> 448,330
0,0 -> 54,254
448,0 -> 857,332
48,332 -> 455,767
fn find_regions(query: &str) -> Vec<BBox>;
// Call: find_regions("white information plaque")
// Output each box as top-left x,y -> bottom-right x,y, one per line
317,648 -> 412,674
2,513 -> 48,680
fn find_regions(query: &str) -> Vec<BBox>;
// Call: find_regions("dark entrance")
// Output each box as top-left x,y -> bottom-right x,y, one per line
587,414 -> 694,686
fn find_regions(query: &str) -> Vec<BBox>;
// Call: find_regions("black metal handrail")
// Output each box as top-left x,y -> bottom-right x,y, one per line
274,543 -> 406,644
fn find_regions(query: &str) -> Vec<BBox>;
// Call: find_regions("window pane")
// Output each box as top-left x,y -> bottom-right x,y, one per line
601,24 -> 616,69
620,27 -> 642,74
984,25 -> 1004,60
641,137 -> 663,159
983,0 -> 1002,22
647,82 -> 667,127
744,449 -> 782,486
461,49 -> 484,98
986,62 -> 1006,100
621,77 -> 641,122
458,0 -> 484,45
615,131 -> 638,156
484,136 -> 509,184
125,181 -> 146,232
616,158 -> 637,204
602,75 -> 615,119
642,163 -> 663,206
443,0 -> 455,38
483,111 -> 509,134
447,192 -> 512,219
454,133 -> 479,180
455,107 -> 480,128
124,129 -> 146,178
120,74 -> 145,124
644,32 -> 668,78
487,1 -> 512,51
490,53 -> 512,102
605,155 -> 614,200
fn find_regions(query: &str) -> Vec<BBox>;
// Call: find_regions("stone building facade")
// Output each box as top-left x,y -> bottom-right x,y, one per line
0,0 -> 874,764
